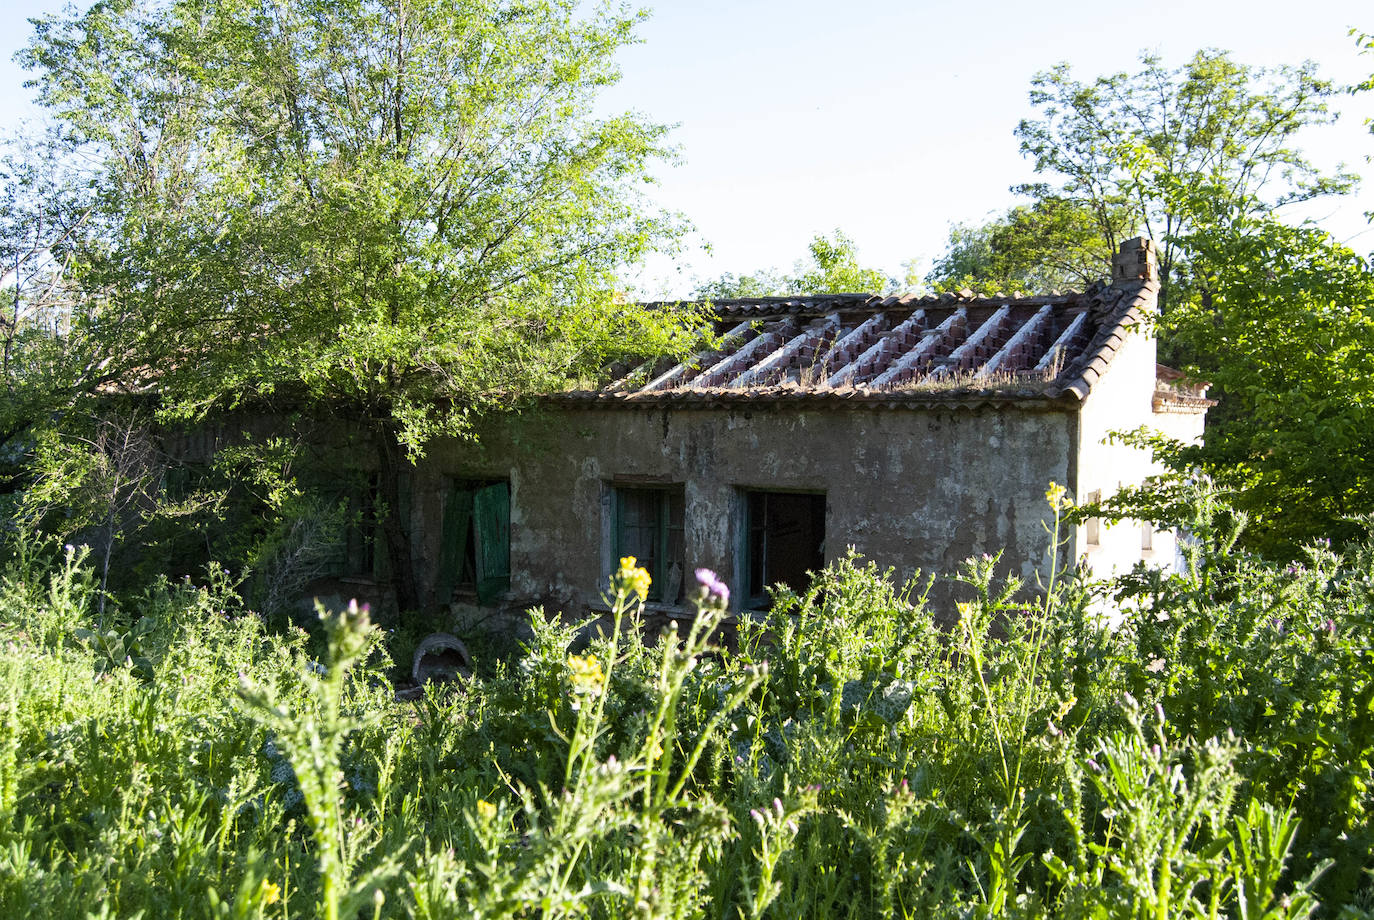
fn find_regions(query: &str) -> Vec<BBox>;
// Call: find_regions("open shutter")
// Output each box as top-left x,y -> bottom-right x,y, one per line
435,485 -> 474,604
473,482 -> 511,604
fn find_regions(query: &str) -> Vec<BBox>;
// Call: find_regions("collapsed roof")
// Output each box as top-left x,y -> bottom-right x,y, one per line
558,237 -> 1211,411
562,281 -> 1162,409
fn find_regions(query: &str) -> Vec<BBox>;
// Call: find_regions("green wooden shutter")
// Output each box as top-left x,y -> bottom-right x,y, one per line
473,482 -> 510,604
436,485 -> 474,604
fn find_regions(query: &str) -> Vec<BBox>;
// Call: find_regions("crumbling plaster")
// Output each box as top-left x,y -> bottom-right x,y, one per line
412,403 -> 1076,617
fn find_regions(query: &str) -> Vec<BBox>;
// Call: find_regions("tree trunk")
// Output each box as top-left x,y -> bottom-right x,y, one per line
374,427 -> 421,614
98,513 -> 115,628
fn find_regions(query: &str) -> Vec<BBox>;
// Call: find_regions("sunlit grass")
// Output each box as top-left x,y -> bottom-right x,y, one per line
0,490 -> 1371,917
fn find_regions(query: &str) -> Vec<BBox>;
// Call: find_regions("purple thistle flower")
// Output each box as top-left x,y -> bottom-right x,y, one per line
694,568 -> 730,605
1321,618 -> 1336,635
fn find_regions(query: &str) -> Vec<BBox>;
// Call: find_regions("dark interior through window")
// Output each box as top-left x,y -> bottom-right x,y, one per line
746,491 -> 825,606
438,479 -> 511,605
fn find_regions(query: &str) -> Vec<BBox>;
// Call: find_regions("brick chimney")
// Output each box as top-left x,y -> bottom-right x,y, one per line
1112,237 -> 1157,286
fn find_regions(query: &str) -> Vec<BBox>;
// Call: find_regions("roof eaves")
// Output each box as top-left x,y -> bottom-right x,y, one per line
1044,280 -> 1158,401
548,386 -> 1077,412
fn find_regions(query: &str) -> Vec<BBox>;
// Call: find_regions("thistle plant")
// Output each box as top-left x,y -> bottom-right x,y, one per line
237,600 -> 402,920
951,483 -> 1083,912
739,796 -> 806,920
1045,699 -> 1330,919
2,490 -> 1370,917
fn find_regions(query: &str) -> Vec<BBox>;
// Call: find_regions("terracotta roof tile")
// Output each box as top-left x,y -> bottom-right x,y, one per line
561,281 -> 1161,407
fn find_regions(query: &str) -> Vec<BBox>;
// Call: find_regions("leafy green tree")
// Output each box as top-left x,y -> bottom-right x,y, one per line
0,133 -> 150,492
695,230 -> 895,299
12,0 -> 701,610
788,230 -> 892,295
692,269 -> 788,301
1164,216 -> 1374,556
926,197 -> 1126,294
1014,50 -> 1354,310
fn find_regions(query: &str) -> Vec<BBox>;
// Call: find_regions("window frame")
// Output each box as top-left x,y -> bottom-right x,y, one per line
437,477 -> 511,605
611,484 -> 685,605
741,488 -> 827,610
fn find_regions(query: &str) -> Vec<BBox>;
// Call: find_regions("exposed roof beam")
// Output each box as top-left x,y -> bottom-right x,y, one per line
979,305 -> 1053,378
826,310 -> 926,387
868,308 -> 968,388
1034,312 -> 1089,375
815,311 -> 888,379
731,314 -> 841,388
639,320 -> 754,392
931,305 -> 1012,379
693,318 -> 798,388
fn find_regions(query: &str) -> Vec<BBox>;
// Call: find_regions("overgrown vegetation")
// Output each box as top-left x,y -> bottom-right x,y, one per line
3,0 -> 707,612
3,2 -> 1374,915
693,229 -> 913,300
1,488 -> 1372,918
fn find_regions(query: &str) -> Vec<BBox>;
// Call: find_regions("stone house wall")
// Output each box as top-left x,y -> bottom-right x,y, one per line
408,401 -> 1078,621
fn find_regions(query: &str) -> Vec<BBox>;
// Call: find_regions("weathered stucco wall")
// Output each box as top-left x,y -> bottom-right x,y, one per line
1074,316 -> 1159,578
409,403 -> 1076,619
1073,321 -> 1207,578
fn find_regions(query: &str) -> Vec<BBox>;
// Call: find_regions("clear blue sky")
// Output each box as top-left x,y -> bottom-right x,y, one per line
4,0 -> 1372,296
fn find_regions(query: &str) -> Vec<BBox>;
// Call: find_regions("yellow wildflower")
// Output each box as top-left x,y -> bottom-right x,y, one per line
1045,482 -> 1071,512
476,799 -> 497,822
261,881 -> 281,905
615,556 -> 652,602
567,653 -> 607,697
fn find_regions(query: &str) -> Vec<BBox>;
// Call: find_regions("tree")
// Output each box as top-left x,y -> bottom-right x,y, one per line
1014,50 -> 1354,310
15,407 -> 226,622
692,268 -> 788,301
694,230 -> 896,299
11,0 -> 702,611
925,196 -> 1125,294
0,130 -> 149,487
1164,216 -> 1374,556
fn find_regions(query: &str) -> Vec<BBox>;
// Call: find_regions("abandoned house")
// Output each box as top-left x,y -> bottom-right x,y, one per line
338,235 -> 1210,625
164,236 -> 1207,622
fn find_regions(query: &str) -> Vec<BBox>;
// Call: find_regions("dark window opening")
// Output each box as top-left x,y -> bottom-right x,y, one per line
437,479 -> 510,605
614,486 -> 685,604
349,475 -> 379,577
746,491 -> 825,608
327,471 -> 412,582
161,461 -> 210,503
